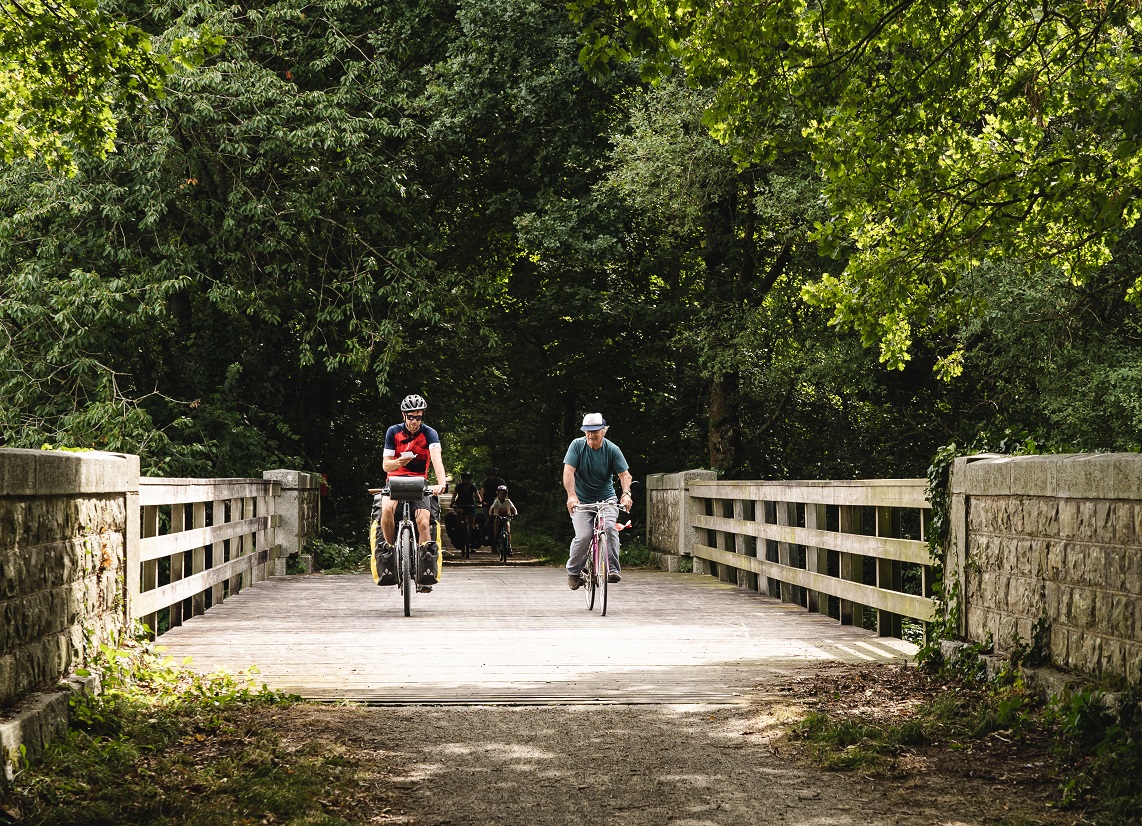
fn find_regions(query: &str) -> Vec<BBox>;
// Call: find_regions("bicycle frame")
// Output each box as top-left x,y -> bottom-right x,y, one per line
375,475 -> 439,617
452,506 -> 476,558
576,501 -> 617,616
493,515 -> 512,563
394,498 -> 418,617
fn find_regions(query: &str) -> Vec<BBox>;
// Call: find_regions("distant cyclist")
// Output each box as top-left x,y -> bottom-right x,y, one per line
563,413 -> 633,589
451,470 -> 482,548
479,467 -> 506,540
375,394 -> 448,588
487,485 -> 518,551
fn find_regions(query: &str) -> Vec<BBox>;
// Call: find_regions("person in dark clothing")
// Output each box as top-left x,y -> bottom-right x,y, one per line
450,470 -> 482,554
479,467 -> 506,540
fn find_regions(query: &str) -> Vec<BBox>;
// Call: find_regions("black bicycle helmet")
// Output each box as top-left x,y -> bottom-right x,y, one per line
461,471 -> 472,479
400,394 -> 427,412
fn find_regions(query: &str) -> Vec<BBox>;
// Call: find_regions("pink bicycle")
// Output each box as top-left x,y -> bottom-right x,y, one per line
576,501 -> 618,615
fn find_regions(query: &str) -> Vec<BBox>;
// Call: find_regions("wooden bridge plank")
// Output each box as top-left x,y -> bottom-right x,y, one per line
692,513 -> 930,563
156,568 -> 917,704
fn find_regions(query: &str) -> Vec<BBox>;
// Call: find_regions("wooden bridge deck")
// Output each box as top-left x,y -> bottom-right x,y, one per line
156,566 -> 917,705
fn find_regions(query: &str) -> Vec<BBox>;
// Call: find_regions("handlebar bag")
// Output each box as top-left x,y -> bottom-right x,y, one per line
388,476 -> 426,502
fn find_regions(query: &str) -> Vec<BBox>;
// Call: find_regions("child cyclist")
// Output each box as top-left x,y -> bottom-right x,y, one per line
487,485 -> 518,552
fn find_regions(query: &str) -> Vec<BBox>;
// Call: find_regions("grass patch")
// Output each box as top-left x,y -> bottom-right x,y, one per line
788,665 -> 1141,824
0,631 -> 371,826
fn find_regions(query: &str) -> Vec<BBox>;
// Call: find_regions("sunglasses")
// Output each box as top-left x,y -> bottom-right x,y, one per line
404,413 -> 424,421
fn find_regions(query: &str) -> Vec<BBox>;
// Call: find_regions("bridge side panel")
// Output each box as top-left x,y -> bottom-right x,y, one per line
683,478 -> 935,640
0,448 -> 139,774
646,470 -> 717,568
952,453 -> 1142,684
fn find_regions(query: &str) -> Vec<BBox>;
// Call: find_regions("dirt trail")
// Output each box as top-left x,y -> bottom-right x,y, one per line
266,675 -> 1072,826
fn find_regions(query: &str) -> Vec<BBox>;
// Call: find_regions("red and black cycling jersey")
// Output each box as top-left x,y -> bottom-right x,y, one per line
383,423 -> 440,478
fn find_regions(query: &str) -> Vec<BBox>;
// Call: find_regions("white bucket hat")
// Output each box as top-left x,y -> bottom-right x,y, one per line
580,413 -> 607,432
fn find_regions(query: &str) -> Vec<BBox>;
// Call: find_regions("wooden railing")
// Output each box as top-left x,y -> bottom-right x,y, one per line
686,479 -> 934,639
131,478 -> 282,636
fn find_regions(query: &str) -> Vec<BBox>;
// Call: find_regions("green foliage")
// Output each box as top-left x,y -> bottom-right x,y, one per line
0,0 -> 217,172
0,0 -> 456,478
793,657 -> 1142,822
512,529 -> 568,567
618,537 -> 652,567
308,537 -> 368,574
574,0 -> 1142,373
4,627 -> 335,826
3,0 -> 1140,550
916,442 -> 960,665
1050,687 -> 1142,821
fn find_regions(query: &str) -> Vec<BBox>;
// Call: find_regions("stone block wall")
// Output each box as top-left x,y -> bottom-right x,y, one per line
950,454 -> 1142,684
0,449 -> 140,708
646,470 -> 716,556
263,470 -> 321,575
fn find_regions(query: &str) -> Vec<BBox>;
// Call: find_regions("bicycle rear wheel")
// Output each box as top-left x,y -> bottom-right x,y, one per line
398,526 -> 414,617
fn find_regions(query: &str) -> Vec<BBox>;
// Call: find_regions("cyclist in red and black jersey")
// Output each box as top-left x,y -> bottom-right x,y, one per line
376,395 -> 449,583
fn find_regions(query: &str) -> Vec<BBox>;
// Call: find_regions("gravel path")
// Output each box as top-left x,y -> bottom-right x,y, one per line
270,687 -> 1070,826
161,568 -> 1072,824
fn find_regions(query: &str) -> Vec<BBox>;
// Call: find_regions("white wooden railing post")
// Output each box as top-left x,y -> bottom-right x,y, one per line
124,461 -> 141,627
876,506 -> 903,637
776,501 -> 796,604
805,503 -> 827,615
191,502 -> 206,617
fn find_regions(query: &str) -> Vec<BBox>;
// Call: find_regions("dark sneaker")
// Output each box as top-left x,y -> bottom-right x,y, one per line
417,584 -> 433,593
608,572 -> 621,583
567,574 -> 582,590
418,541 -> 440,586
375,542 -> 397,586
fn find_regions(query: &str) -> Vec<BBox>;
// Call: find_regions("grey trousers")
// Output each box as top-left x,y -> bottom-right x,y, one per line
566,504 -> 620,576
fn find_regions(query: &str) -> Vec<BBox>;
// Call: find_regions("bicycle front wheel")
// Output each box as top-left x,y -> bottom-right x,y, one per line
398,527 -> 414,617
499,531 -> 508,563
584,538 -> 597,611
598,536 -> 607,612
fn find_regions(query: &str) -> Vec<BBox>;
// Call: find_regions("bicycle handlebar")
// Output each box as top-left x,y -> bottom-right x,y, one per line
366,485 -> 448,495
573,501 -> 620,513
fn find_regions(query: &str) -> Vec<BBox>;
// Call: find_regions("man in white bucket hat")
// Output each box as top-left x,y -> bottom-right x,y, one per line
562,412 -> 634,589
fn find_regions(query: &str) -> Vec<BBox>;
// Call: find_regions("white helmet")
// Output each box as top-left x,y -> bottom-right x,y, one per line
400,394 -> 427,412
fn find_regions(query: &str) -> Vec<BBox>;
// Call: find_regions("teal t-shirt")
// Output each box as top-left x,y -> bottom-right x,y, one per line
563,437 -> 629,503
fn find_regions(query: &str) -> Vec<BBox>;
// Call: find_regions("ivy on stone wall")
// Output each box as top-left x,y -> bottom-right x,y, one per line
918,432 -> 1044,665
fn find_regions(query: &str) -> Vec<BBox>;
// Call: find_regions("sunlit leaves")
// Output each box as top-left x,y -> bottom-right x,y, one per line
0,0 -> 217,172
578,0 -> 1142,368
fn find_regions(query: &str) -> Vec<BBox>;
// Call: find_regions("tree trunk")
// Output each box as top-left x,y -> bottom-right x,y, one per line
708,371 -> 741,474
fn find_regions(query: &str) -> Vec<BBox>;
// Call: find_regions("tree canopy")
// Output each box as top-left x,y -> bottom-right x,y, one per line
572,0 -> 1142,369
2,0 -> 1141,540
0,0 -> 216,170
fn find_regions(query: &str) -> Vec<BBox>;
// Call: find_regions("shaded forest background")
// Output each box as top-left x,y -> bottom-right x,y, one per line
2,0 -> 1141,541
